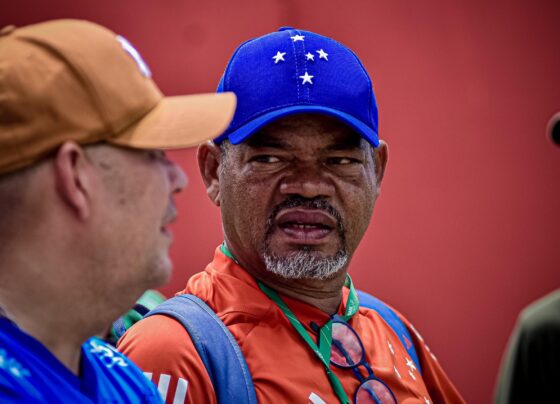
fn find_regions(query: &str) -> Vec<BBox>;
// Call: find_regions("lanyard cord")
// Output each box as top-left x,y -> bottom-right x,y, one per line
220,243 -> 360,403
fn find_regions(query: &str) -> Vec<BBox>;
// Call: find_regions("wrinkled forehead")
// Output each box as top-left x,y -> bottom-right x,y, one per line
244,113 -> 367,150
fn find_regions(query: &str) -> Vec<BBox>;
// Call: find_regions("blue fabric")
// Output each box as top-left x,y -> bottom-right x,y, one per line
215,27 -> 379,147
146,295 -> 258,404
112,317 -> 127,341
357,290 -> 422,374
0,317 -> 162,403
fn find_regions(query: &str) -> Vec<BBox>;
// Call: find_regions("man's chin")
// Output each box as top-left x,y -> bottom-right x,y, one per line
149,258 -> 173,288
263,249 -> 348,280
267,240 -> 341,257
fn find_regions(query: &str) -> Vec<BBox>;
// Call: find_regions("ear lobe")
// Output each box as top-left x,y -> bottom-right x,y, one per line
197,141 -> 222,206
53,142 -> 92,220
373,140 -> 388,190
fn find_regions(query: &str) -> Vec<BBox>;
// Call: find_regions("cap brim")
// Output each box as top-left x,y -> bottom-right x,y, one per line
110,92 -> 236,149
217,105 -> 378,147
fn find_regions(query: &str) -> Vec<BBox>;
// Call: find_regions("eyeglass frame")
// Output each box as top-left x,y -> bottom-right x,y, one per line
327,315 -> 398,404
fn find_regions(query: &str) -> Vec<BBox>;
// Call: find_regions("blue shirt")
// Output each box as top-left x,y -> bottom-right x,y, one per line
0,318 -> 162,403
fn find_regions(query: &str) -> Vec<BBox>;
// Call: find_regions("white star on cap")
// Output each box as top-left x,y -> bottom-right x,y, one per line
299,72 -> 314,85
406,357 -> 417,373
305,52 -> 315,61
291,34 -> 305,42
316,49 -> 329,61
272,51 -> 286,64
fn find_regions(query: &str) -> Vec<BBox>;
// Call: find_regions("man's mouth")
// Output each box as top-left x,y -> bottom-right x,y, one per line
161,207 -> 177,239
275,209 -> 337,242
160,225 -> 173,239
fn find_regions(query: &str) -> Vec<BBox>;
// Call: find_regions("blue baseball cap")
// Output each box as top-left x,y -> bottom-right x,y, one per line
214,27 -> 379,147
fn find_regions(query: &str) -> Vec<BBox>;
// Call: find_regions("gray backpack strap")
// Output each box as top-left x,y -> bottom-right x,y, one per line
358,290 -> 422,374
146,294 -> 257,404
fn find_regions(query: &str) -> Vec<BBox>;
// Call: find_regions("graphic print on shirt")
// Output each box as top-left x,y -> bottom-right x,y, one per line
0,348 -> 30,379
309,391 -> 327,404
145,372 -> 188,404
88,339 -> 128,369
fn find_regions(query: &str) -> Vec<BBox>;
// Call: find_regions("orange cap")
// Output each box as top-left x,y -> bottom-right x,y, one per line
0,19 -> 236,174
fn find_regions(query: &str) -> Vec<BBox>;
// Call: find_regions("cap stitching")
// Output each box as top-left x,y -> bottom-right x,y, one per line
288,31 -> 301,103
296,29 -> 310,103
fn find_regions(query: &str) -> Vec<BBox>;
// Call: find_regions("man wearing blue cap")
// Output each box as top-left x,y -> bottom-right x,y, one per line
119,28 -> 464,403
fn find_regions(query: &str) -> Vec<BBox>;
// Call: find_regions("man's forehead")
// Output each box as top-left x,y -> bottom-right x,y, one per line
245,114 -> 365,149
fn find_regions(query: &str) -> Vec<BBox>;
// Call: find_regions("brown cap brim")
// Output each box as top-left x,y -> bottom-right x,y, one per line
109,92 -> 236,149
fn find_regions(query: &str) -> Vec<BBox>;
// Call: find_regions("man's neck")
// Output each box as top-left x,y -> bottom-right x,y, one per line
0,304 -> 85,375
258,275 -> 346,315
0,258 -> 104,376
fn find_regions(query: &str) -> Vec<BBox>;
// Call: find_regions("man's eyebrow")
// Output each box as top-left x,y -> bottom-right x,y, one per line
246,135 -> 291,149
325,142 -> 362,151
325,135 -> 363,150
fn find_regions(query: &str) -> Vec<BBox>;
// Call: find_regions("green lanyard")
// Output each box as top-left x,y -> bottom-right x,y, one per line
220,243 -> 360,404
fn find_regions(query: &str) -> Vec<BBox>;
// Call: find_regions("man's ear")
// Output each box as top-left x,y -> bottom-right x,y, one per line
197,141 -> 222,207
53,141 -> 93,220
373,140 -> 388,190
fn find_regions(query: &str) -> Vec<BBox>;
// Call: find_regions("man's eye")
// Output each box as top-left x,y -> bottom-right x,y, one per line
147,150 -> 169,162
327,157 -> 359,165
251,155 -> 281,164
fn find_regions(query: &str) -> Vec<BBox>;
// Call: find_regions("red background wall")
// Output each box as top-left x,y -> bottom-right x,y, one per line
3,1 -> 559,402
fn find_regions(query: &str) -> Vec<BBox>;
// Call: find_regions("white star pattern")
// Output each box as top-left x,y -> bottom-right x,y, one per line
316,49 -> 329,60
406,357 -> 417,373
305,52 -> 315,61
299,72 -> 314,85
387,340 -> 394,355
424,397 -> 431,404
272,51 -> 286,64
393,365 -> 401,379
291,34 -> 305,42
409,370 -> 416,380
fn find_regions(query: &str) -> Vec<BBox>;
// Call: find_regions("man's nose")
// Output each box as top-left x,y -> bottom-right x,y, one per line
279,164 -> 335,199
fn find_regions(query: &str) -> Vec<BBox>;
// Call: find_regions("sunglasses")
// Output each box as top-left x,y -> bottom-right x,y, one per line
328,315 -> 398,404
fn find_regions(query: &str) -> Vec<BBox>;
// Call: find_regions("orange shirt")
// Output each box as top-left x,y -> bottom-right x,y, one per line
118,248 -> 464,403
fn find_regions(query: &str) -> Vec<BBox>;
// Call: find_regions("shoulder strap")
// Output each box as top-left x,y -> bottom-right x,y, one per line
357,290 -> 422,374
145,294 -> 258,404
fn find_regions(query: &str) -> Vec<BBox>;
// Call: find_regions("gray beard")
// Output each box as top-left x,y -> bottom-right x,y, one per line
262,196 -> 349,280
263,249 -> 348,280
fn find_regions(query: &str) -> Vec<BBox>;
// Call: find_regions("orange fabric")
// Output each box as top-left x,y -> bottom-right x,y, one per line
119,248 -> 465,403
0,20 -> 235,174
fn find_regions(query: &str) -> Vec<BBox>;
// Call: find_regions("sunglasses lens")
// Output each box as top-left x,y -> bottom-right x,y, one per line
355,378 -> 397,404
331,321 -> 364,367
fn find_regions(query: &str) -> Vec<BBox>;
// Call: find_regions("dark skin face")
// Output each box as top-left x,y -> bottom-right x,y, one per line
198,114 -> 388,312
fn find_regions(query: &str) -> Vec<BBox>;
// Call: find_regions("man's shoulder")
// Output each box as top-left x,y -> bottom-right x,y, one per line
117,310 -> 217,404
118,313 -> 194,355
0,318 -> 55,400
0,322 -> 160,402
82,337 -> 162,402
0,336 -> 36,400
